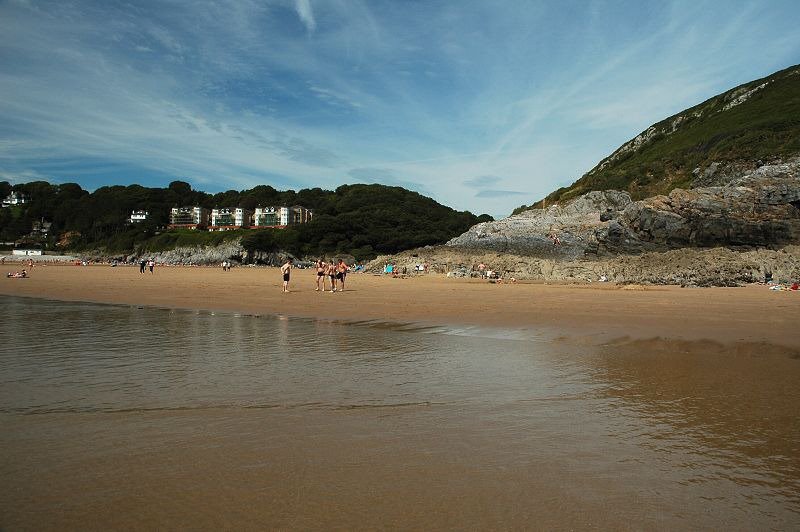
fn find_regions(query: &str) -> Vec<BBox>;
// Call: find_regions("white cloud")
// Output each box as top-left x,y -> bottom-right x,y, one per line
1,0 -> 799,218
294,0 -> 316,32
308,84 -> 363,109
0,168 -> 52,184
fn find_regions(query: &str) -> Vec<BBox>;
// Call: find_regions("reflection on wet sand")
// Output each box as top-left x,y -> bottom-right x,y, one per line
1,297 -> 799,530
590,337 -> 800,524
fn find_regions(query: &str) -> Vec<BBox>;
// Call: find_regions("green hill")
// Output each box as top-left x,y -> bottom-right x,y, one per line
0,180 -> 492,261
516,64 -> 800,213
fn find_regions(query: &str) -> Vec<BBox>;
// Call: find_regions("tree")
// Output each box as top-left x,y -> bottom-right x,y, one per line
241,229 -> 277,253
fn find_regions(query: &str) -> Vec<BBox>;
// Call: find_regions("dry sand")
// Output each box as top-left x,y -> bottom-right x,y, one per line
2,261 -> 798,348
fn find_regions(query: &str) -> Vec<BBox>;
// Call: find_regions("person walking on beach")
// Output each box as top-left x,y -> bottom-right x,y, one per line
280,258 -> 293,292
336,259 -> 349,291
148,259 -> 155,273
315,258 -> 327,291
139,259 -> 146,274
327,260 -> 337,292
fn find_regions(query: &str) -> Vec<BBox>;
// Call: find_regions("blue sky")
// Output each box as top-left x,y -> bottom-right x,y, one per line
1,0 -> 798,217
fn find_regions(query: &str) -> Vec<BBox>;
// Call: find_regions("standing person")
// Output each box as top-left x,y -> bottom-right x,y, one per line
327,260 -> 337,292
148,259 -> 155,273
280,258 -> 292,292
315,258 -> 327,291
336,259 -> 349,291
139,259 -> 146,274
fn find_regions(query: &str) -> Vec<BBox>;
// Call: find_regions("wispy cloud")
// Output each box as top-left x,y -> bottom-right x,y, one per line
347,167 -> 429,193
0,0 -> 798,218
475,189 -> 527,198
463,175 -> 501,188
308,84 -> 363,109
294,0 -> 316,33
0,168 -> 52,184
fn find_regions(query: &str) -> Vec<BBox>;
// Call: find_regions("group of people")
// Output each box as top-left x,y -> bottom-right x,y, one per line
383,262 -> 429,277
6,269 -> 28,278
315,258 -> 349,292
138,259 -> 155,273
279,258 -> 350,293
221,260 -> 232,271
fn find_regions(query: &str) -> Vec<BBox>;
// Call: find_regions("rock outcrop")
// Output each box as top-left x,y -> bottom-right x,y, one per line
122,241 -> 289,266
446,190 -> 633,259
366,245 -> 800,287
448,159 -> 800,258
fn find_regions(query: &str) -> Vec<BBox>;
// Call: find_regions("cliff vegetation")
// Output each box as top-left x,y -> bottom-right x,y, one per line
514,64 -> 800,214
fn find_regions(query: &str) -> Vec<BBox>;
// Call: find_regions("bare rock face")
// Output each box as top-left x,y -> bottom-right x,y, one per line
446,190 -> 633,259
598,159 -> 800,254
142,240 -> 246,265
449,159 -> 800,258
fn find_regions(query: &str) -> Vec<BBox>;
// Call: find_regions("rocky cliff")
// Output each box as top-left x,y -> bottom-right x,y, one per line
108,240 -> 288,266
448,159 -> 800,259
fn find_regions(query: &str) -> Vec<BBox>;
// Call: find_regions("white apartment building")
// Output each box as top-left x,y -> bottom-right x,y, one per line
129,210 -> 149,223
169,206 -> 209,228
210,207 -> 252,229
253,206 -> 313,227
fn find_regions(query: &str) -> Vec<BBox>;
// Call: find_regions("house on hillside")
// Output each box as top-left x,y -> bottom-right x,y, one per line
209,207 -> 253,230
253,206 -> 313,228
129,210 -> 149,223
289,205 -> 313,224
31,220 -> 51,237
169,206 -> 209,229
2,191 -> 29,207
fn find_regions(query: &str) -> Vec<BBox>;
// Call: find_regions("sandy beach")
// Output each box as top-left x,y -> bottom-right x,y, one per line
4,262 -> 800,530
2,261 -> 798,348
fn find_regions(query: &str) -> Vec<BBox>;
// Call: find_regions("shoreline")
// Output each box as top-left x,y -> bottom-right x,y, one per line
2,263 -> 799,348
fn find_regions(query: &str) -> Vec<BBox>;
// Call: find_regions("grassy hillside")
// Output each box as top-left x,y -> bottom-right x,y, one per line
516,64 -> 800,213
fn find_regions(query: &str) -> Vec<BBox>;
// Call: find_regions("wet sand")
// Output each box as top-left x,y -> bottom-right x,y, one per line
3,268 -> 800,530
1,262 -> 798,348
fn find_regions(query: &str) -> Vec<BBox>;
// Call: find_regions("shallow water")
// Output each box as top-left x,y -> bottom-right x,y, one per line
1,296 -> 798,530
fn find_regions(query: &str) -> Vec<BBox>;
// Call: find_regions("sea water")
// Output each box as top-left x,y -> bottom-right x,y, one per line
1,295 -> 798,529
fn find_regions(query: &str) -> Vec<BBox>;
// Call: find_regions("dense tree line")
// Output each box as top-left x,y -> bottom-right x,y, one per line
0,180 -> 491,260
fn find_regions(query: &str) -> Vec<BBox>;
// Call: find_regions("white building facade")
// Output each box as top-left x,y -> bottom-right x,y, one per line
12,249 -> 42,256
253,206 -> 313,227
210,207 -> 252,229
2,191 -> 29,207
169,206 -> 209,228
129,210 -> 149,223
